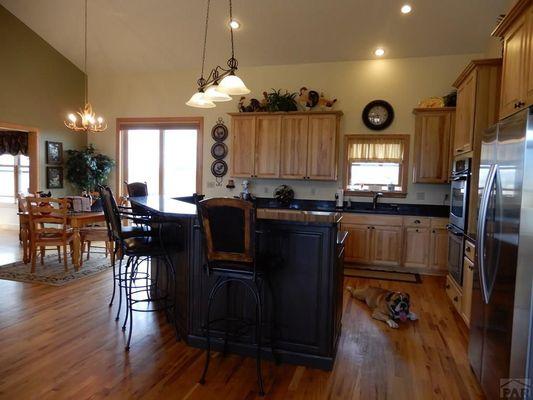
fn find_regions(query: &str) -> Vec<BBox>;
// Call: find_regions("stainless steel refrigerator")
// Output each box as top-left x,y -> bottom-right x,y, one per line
469,107 -> 533,399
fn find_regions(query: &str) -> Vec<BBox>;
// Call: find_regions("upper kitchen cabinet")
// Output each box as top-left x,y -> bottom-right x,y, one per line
452,59 -> 501,156
412,107 -> 455,183
230,111 -> 342,181
452,59 -> 501,234
492,0 -> 533,119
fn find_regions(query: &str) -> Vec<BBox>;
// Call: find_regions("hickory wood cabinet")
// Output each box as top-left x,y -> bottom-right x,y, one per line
342,213 -> 448,274
230,111 -> 342,180
492,0 -> 533,119
446,239 -> 475,327
452,58 -> 501,235
412,108 -> 455,183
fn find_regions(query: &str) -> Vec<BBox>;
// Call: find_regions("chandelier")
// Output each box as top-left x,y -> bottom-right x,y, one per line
186,0 -> 250,108
64,0 -> 107,132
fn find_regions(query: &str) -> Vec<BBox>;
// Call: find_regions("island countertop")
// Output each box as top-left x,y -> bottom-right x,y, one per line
129,195 -> 342,225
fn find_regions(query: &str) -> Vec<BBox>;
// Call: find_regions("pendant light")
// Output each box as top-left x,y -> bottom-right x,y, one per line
64,0 -> 107,132
186,0 -> 249,108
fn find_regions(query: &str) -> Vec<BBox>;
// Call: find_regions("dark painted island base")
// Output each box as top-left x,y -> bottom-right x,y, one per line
129,196 -> 346,370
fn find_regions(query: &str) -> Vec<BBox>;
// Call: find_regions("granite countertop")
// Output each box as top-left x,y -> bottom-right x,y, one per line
254,197 -> 449,218
129,195 -> 197,216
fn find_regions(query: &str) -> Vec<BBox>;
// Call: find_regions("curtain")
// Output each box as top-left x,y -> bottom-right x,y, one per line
0,130 -> 29,156
347,137 -> 404,163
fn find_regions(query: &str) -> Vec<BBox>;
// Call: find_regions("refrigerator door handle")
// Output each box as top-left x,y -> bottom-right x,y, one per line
477,163 -> 498,304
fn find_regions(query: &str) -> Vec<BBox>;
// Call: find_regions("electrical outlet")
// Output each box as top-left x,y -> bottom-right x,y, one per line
207,182 -> 215,188
263,187 -> 268,194
416,192 -> 425,201
444,193 -> 449,201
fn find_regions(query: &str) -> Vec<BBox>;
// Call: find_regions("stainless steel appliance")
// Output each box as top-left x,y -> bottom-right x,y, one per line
446,223 -> 464,285
449,157 -> 471,231
469,108 -> 533,400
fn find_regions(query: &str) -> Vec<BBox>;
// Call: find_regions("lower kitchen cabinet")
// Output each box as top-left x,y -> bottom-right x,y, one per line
342,214 -> 448,274
445,274 -> 462,314
462,256 -> 474,326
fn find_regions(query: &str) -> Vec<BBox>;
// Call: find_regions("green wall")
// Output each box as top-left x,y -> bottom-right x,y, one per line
0,5 -> 86,196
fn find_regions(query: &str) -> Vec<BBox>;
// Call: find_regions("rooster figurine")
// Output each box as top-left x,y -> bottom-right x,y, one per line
318,93 -> 337,110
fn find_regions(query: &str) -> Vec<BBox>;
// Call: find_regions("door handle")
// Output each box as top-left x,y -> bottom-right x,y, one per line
477,164 -> 498,304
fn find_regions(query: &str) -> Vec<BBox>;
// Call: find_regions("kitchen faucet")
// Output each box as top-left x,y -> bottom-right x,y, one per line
372,192 -> 383,210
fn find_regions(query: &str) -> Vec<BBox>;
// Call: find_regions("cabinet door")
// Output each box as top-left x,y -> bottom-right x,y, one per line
307,114 -> 337,180
370,226 -> 403,267
255,115 -> 281,178
231,116 -> 256,178
462,256 -> 474,326
454,73 -> 476,155
402,227 -> 430,268
280,115 -> 309,179
500,15 -> 527,119
429,228 -> 448,271
413,111 -> 453,183
342,223 -> 371,264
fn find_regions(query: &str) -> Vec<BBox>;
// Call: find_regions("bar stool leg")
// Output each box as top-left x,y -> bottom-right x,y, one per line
114,255 -> 124,320
122,257 -> 133,330
253,281 -> 265,396
126,259 -> 134,351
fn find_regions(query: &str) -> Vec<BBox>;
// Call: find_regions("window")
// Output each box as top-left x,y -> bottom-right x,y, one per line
344,134 -> 410,196
0,154 -> 30,203
118,118 -> 203,197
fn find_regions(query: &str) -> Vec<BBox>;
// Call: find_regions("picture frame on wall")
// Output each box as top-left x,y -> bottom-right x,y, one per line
46,166 -> 63,189
46,141 -> 63,165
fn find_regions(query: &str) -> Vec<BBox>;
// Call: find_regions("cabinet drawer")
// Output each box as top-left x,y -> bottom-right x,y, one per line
430,217 -> 448,229
403,216 -> 430,227
341,213 -> 403,226
446,275 -> 462,313
464,240 -> 475,262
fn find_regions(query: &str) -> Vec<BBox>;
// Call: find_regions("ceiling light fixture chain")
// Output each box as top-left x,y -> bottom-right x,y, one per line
64,0 -> 107,132
186,0 -> 250,108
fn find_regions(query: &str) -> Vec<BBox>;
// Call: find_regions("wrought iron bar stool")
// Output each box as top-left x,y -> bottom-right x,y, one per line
196,198 -> 276,396
99,186 -> 180,350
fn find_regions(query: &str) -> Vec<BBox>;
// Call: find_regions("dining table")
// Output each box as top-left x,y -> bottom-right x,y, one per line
19,211 -> 106,269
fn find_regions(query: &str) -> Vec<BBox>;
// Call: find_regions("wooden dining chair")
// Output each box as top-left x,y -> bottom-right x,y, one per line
79,226 -> 114,267
26,197 -> 74,272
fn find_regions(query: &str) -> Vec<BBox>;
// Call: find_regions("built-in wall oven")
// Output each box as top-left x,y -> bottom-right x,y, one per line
449,158 -> 471,231
447,157 -> 471,286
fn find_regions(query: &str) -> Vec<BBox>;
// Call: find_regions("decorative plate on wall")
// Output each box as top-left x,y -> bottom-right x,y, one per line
211,122 -> 228,141
362,100 -> 394,130
211,159 -> 228,178
211,142 -> 228,160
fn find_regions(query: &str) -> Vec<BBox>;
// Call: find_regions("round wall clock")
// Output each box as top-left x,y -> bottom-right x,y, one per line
211,142 -> 228,159
211,122 -> 228,141
362,100 -> 394,130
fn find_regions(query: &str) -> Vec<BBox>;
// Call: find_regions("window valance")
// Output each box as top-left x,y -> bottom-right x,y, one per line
347,137 -> 405,163
0,130 -> 28,156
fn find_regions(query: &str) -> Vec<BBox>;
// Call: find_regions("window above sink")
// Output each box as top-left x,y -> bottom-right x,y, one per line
343,134 -> 410,197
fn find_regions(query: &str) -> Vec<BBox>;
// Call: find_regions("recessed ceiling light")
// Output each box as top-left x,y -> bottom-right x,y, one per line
229,19 -> 240,29
401,4 -> 412,14
374,48 -> 385,57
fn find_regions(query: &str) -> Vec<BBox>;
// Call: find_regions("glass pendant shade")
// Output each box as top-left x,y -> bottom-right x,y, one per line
204,85 -> 232,102
217,74 -> 250,95
186,91 -> 216,108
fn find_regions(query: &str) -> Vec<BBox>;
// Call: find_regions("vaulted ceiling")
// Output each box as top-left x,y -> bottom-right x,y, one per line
0,0 -> 510,73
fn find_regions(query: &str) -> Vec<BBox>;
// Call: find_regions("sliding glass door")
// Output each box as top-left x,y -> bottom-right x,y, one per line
123,127 -> 198,196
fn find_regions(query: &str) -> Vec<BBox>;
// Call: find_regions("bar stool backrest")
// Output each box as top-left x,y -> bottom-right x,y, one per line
125,181 -> 148,215
99,185 -> 123,241
197,198 -> 256,265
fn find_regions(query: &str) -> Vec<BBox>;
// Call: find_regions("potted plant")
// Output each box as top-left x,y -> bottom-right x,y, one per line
65,144 -> 115,210
266,89 -> 298,112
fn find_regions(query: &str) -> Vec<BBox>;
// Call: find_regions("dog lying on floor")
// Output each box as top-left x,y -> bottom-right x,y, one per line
346,286 -> 418,328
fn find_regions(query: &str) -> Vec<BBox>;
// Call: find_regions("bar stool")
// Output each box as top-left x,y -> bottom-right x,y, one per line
196,198 -> 275,396
99,185 -> 180,350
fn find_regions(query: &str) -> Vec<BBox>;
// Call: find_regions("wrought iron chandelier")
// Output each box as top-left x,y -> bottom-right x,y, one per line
64,0 -> 107,132
186,0 -> 250,108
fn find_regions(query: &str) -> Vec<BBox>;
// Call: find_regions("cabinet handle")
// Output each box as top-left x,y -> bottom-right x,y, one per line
515,102 -> 520,109
415,228 -> 419,233
367,226 -> 370,229
457,149 -> 464,153
453,296 -> 459,303
468,265 -> 474,271
371,226 -> 375,230
466,247 -> 471,253
414,219 -> 420,224
432,229 -> 436,234
445,284 -> 450,289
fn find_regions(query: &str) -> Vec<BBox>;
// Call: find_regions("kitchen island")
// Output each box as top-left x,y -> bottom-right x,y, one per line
129,195 -> 345,370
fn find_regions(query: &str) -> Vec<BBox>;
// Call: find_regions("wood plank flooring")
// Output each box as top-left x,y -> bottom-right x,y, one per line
0,230 -> 483,400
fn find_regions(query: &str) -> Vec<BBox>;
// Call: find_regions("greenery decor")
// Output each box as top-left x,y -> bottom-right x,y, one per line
267,89 -> 298,112
65,144 -> 115,193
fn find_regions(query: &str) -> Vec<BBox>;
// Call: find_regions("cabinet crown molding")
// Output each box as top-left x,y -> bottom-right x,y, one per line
412,107 -> 455,114
452,58 -> 503,88
228,110 -> 343,117
492,0 -> 532,37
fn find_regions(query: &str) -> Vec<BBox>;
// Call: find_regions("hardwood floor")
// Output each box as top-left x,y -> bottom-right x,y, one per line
0,233 -> 483,400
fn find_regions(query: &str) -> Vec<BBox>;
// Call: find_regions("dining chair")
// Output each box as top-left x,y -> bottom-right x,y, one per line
26,197 -> 74,272
79,226 -> 114,267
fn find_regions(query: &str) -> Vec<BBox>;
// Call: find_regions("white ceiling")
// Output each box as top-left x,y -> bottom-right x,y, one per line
0,0 -> 509,73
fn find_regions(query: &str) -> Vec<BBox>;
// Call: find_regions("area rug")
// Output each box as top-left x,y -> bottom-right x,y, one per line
344,268 -> 421,283
0,253 -> 112,286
